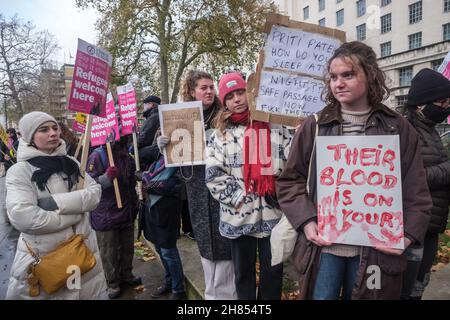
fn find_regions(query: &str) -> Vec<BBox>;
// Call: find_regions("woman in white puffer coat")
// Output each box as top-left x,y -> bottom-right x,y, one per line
5,111 -> 107,300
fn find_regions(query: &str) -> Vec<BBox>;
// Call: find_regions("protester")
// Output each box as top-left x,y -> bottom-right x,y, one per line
5,111 -> 107,299
158,70 -> 236,299
136,142 -> 186,300
401,68 -> 450,299
276,41 -> 432,300
0,128 -> 19,172
58,121 -> 79,157
86,135 -> 141,299
205,72 -> 292,300
138,95 -> 161,150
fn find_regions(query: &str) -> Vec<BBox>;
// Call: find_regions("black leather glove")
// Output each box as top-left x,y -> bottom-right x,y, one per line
37,196 -> 58,211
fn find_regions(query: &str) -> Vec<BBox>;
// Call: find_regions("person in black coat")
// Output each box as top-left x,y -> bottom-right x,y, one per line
402,68 -> 450,299
138,95 -> 161,148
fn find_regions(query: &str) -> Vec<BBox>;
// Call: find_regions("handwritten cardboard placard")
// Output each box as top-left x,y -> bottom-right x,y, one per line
159,101 -> 205,167
117,83 -> 137,136
316,135 -> 404,249
264,25 -> 341,77
256,70 -> 326,118
68,39 -> 112,118
90,92 -> 120,147
248,13 -> 345,126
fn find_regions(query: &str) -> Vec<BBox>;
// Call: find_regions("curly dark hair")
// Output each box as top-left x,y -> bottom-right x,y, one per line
323,41 -> 390,108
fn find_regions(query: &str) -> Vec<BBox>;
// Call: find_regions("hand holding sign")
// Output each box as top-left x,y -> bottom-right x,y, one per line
105,132 -> 123,209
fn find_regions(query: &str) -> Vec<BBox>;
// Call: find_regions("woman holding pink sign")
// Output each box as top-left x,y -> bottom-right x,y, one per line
276,41 -> 432,300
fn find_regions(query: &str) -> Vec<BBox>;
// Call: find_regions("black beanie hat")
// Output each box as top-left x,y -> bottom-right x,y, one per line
142,95 -> 161,104
407,68 -> 450,106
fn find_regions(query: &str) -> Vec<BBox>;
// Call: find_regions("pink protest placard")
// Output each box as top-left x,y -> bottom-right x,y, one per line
68,39 -> 112,118
117,83 -> 137,135
72,113 -> 87,133
316,135 -> 404,249
90,93 -> 120,147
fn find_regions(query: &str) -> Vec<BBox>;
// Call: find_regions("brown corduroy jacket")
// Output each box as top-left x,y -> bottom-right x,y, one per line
276,103 -> 432,300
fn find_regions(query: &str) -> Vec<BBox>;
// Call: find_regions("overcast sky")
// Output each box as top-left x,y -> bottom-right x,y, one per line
1,0 -> 98,66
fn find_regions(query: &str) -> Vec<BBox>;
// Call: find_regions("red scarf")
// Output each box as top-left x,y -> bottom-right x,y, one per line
229,111 -> 275,197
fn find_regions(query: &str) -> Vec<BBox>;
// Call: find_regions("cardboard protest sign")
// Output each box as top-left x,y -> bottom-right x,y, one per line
248,13 -> 345,127
117,83 -> 137,136
90,92 -> 120,147
159,101 -> 205,167
316,135 -> 404,249
68,39 -> 112,118
73,112 -> 87,133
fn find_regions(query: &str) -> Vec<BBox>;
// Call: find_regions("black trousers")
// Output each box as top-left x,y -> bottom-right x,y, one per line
401,232 -> 439,299
230,235 -> 283,300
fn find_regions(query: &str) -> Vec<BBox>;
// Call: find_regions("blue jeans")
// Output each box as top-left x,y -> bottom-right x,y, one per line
313,253 -> 360,300
156,246 -> 185,294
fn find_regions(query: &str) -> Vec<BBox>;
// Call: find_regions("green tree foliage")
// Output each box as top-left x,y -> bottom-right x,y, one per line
76,0 -> 276,103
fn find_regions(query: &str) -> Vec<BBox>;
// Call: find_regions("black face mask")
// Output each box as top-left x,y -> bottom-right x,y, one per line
421,103 -> 450,124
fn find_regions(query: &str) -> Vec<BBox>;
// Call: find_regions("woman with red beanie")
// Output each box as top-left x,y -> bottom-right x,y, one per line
205,72 -> 293,299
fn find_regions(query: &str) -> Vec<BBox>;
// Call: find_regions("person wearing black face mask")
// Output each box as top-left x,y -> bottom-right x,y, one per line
402,68 -> 450,300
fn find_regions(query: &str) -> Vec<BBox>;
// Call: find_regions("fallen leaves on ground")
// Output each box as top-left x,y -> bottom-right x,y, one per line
134,284 -> 146,294
134,241 -> 156,262
435,228 -> 450,270
281,290 -> 300,300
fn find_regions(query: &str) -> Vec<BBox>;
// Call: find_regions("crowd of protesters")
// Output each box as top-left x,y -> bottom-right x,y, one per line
1,40 -> 450,300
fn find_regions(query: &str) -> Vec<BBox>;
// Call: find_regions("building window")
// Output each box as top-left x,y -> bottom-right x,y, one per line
409,1 -> 422,24
399,67 -> 413,86
336,9 -> 344,26
445,0 -> 450,12
380,42 -> 391,57
396,95 -> 408,107
319,18 -> 326,27
357,0 -> 366,17
431,59 -> 444,71
319,0 -> 325,11
381,0 -> 391,7
408,32 -> 422,50
444,23 -> 450,41
303,6 -> 310,20
356,23 -> 366,41
381,13 -> 392,34
337,0 -> 343,3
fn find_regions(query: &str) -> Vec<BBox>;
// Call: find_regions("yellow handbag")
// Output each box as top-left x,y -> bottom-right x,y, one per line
23,234 -> 96,297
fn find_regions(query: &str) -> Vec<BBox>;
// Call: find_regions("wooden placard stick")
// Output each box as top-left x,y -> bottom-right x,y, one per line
105,136 -> 123,208
77,115 -> 93,189
74,133 -> 84,160
132,124 -> 143,201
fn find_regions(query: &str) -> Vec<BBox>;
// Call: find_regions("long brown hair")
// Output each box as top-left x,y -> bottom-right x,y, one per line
179,69 -> 222,127
323,41 -> 390,109
180,70 -> 215,102
58,121 -> 79,156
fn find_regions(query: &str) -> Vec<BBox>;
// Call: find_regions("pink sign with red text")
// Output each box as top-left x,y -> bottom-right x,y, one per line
316,135 -> 404,249
90,92 -> 120,147
117,83 -> 137,136
68,39 -> 112,118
